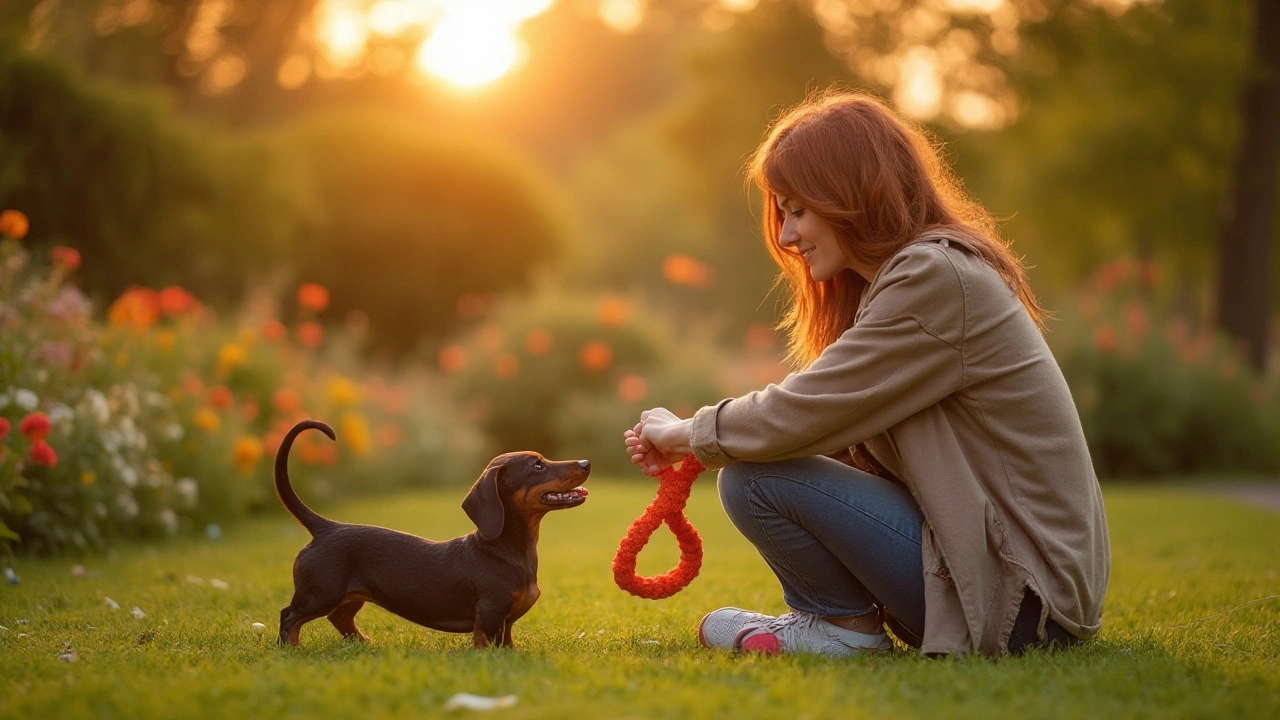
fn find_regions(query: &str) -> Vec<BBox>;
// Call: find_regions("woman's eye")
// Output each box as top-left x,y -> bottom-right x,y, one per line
791,208 -> 805,218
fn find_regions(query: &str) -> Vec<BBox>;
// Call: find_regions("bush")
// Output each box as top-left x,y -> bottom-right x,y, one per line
280,109 -> 570,356
439,284 -> 730,474
1051,258 -> 1280,478
0,43 -> 312,307
0,218 -> 484,557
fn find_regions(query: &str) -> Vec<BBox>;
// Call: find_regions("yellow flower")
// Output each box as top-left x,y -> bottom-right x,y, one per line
232,436 -> 264,475
80,471 -> 96,485
326,375 -> 361,407
193,408 -> 221,433
215,343 -> 248,377
156,330 -> 176,353
115,351 -> 129,368
341,411 -> 371,456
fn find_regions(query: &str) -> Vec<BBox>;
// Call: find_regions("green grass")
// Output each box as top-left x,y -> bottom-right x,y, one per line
2,479 -> 1278,719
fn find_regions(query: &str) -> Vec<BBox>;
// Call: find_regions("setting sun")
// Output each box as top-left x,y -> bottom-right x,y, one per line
415,11 -> 522,88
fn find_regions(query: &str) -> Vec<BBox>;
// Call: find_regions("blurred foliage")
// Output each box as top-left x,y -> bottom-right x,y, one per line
440,284 -> 728,474
0,42 -> 313,307
0,231 -> 483,557
1051,258 -> 1280,478
280,109 -> 570,356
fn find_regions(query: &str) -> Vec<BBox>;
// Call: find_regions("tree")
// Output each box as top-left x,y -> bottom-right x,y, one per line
1216,0 -> 1279,370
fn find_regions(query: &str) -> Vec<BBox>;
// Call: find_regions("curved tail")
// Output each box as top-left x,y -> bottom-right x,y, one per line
274,420 -> 337,535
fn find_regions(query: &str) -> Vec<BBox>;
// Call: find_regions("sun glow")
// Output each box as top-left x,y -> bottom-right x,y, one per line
306,0 -> 556,89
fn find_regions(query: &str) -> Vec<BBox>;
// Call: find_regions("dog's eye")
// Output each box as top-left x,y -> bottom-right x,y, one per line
533,460 -> 545,471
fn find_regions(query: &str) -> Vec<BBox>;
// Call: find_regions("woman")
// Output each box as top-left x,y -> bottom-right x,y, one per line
623,91 -> 1109,658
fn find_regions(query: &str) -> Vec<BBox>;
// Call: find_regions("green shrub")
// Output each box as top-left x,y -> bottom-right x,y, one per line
0,43 -> 313,307
1052,259 -> 1280,478
280,109 -> 569,356
441,286 -> 728,473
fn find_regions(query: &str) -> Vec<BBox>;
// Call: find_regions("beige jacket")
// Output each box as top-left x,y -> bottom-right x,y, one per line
689,234 -> 1110,657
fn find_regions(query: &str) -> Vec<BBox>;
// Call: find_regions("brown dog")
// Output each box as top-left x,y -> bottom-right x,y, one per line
274,419 -> 589,648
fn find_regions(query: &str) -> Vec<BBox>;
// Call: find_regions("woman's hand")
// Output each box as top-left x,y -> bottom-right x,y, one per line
623,407 -> 694,477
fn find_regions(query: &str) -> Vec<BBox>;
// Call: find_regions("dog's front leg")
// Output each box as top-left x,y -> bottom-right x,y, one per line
472,601 -> 510,649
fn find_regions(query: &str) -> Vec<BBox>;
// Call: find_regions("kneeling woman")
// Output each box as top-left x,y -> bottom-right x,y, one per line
623,91 -> 1109,658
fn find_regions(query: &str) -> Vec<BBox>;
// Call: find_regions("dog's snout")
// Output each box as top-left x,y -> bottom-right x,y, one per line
578,460 -> 591,472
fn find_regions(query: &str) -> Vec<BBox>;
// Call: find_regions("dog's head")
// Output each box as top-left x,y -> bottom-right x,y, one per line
462,452 -> 590,540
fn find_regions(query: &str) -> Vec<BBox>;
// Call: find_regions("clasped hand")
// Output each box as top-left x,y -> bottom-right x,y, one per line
623,407 -> 694,477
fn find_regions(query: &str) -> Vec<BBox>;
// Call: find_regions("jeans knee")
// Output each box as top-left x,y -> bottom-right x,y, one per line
716,463 -> 758,525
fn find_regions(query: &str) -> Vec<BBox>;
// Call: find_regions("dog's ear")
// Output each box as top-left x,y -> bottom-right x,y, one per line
462,464 -> 504,539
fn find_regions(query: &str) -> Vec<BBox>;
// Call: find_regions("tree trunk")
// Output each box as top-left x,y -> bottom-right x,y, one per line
1217,0 -> 1280,371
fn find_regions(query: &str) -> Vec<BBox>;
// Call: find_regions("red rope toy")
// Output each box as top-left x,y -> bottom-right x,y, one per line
612,456 -> 708,599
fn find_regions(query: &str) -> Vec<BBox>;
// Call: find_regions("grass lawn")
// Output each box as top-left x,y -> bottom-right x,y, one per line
2,477 -> 1278,719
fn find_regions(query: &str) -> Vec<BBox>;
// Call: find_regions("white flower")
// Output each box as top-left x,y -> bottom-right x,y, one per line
14,388 -> 38,411
158,509 -> 178,536
47,402 -> 74,428
144,391 -> 167,409
116,495 -> 139,519
80,389 -> 111,425
119,466 -> 139,488
175,478 -> 199,508
162,424 -> 184,442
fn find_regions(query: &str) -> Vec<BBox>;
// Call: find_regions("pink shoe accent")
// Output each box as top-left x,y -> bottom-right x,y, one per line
737,631 -> 781,654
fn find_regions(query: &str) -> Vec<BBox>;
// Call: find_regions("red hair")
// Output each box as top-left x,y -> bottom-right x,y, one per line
747,90 -> 1047,367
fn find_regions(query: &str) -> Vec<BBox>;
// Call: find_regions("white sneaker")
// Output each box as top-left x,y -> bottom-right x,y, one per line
698,607 -> 776,649
735,611 -> 893,656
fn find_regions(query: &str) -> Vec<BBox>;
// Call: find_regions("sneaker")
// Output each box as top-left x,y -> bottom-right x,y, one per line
698,607 -> 776,649
735,611 -> 893,656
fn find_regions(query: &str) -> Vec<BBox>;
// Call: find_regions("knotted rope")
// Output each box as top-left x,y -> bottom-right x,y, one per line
612,456 -> 708,599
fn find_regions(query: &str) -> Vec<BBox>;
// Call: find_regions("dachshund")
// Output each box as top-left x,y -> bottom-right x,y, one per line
274,420 -> 589,648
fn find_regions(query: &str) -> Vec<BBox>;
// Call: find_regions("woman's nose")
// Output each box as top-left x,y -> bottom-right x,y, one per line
779,218 -> 799,247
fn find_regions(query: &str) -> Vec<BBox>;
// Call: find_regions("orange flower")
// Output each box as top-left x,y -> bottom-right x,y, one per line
340,411 -> 371,456
1123,304 -> 1149,336
1093,325 -> 1117,353
272,388 -> 303,414
524,328 -> 553,356
297,321 -> 325,348
493,352 -> 520,379
51,246 -> 80,272
262,319 -> 286,341
193,408 -> 221,433
663,254 -> 715,288
241,400 -> 260,421
0,209 -> 29,239
297,283 -> 330,312
232,436 -> 264,475
159,286 -> 198,316
19,413 -> 51,442
107,287 -> 160,331
618,374 -> 648,403
29,440 -> 57,468
439,345 -> 467,374
597,297 -> 630,327
579,341 -> 613,372
207,386 -> 234,410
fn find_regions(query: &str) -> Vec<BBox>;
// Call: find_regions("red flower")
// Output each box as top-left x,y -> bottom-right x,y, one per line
29,439 -> 57,468
159,286 -> 198,317
19,412 -> 51,442
296,321 -> 325,348
207,386 -> 234,410
297,283 -> 330,313
0,417 -> 9,440
51,246 -> 81,272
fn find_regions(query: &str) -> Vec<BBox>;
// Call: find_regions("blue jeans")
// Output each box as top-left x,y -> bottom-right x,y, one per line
717,456 -> 927,645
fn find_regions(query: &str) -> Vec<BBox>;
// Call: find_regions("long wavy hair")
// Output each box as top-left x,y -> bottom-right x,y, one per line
747,90 -> 1047,368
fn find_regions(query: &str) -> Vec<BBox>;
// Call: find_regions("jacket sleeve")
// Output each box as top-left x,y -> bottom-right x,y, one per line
690,244 -> 967,469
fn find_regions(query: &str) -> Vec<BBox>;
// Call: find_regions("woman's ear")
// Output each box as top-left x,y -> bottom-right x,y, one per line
462,465 -> 504,539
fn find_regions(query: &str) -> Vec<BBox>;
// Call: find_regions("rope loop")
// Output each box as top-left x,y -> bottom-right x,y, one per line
612,456 -> 707,599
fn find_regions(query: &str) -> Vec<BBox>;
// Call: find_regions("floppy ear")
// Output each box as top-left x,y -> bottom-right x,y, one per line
462,465 -> 504,539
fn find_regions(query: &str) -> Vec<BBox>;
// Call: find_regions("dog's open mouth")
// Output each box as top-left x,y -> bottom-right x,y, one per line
541,487 -> 589,507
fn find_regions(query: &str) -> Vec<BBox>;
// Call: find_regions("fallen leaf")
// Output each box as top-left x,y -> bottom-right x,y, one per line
443,693 -> 518,711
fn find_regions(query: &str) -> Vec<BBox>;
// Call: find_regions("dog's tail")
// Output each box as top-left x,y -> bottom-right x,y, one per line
274,420 -> 337,535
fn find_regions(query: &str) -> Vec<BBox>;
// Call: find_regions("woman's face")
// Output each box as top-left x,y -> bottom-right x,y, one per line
776,196 -> 864,282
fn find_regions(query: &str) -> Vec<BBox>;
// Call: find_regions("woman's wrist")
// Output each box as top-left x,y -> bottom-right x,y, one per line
665,418 -> 694,455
